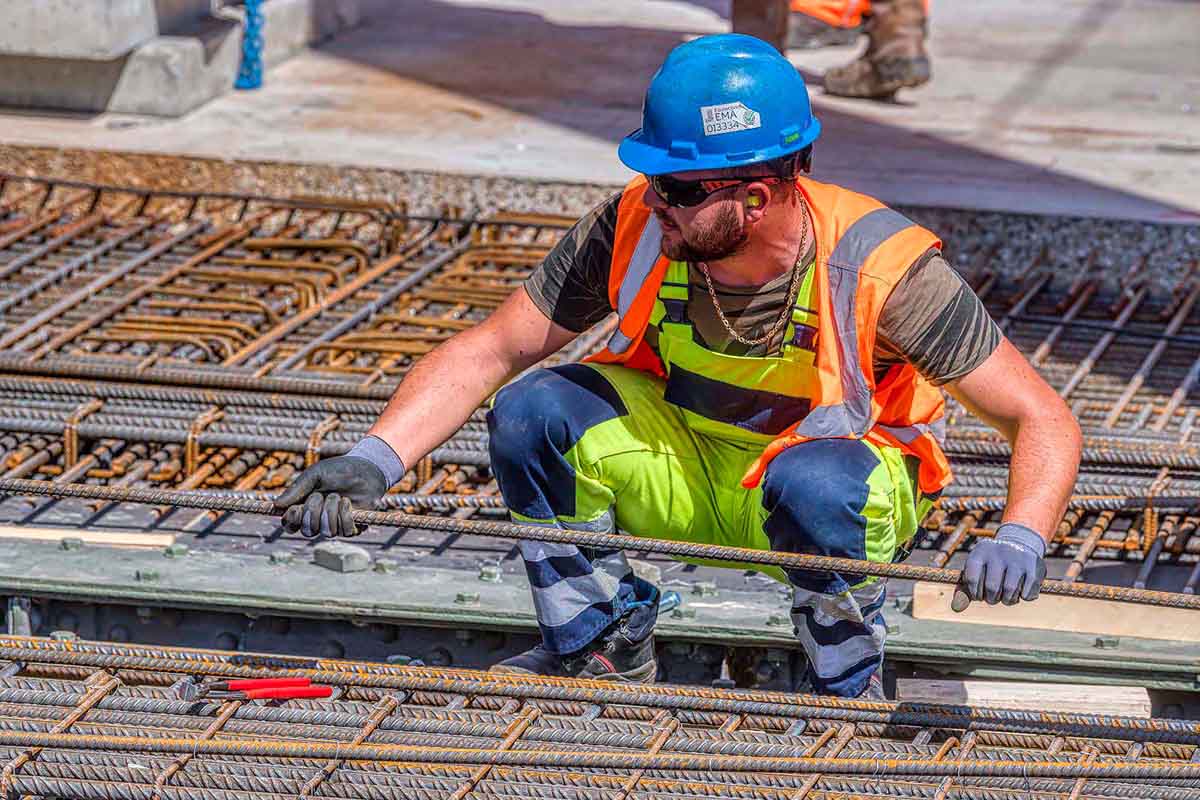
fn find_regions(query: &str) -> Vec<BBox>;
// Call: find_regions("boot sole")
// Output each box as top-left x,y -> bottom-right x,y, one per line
873,57 -> 932,93
583,657 -> 658,685
492,657 -> 658,684
825,56 -> 931,99
489,662 -> 564,677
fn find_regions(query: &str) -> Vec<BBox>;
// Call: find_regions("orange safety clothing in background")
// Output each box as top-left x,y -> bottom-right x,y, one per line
790,0 -> 930,30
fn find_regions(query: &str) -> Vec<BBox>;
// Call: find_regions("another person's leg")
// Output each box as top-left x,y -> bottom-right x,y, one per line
824,0 -> 930,99
759,438 -> 925,698
486,363 -> 714,683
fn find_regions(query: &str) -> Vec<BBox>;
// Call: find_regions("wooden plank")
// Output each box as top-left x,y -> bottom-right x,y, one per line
911,581 -> 1200,643
898,678 -> 1151,718
0,525 -> 174,549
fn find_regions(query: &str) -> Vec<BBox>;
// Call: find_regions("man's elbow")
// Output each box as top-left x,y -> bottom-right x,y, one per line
1022,393 -> 1082,455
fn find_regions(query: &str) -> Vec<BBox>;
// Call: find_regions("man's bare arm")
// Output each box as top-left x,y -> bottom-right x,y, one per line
368,285 -> 579,467
945,337 -> 1082,541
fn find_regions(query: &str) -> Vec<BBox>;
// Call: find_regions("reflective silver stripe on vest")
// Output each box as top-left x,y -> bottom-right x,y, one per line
607,217 -> 663,354
797,208 -> 916,438
877,422 -> 926,443
878,419 -> 946,446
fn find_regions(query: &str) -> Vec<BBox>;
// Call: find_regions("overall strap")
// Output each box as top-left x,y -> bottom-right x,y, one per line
654,259 -> 821,359
655,261 -> 692,340
781,264 -> 819,357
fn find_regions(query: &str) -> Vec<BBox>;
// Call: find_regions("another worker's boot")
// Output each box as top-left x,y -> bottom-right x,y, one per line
823,0 -> 930,99
492,606 -> 658,684
787,12 -> 861,50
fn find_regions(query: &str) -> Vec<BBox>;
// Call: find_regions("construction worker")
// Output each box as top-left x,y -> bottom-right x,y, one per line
276,34 -> 1081,699
785,0 -> 932,99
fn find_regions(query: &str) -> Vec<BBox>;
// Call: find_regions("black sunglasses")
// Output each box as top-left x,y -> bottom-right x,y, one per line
648,173 -> 786,208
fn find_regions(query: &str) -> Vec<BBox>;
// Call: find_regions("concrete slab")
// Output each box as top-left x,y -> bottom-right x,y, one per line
0,16 -> 243,117
0,0 -> 1195,220
0,0 -> 361,117
0,0 -> 211,60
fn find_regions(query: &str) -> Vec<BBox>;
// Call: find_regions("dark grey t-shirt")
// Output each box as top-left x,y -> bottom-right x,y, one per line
525,194 -> 1000,386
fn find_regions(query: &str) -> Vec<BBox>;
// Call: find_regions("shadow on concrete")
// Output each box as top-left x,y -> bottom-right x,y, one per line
323,0 -> 1194,223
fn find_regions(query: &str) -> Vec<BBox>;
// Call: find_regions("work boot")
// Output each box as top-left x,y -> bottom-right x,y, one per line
823,0 -> 930,99
490,644 -> 566,677
491,613 -> 658,684
855,668 -> 887,700
787,12 -> 861,50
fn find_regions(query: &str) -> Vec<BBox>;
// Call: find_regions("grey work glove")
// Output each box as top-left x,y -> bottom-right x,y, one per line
274,436 -> 404,539
952,523 -> 1047,611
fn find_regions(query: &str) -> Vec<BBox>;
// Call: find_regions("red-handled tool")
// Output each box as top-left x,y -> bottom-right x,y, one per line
206,678 -> 312,692
176,676 -> 332,701
226,685 -> 333,700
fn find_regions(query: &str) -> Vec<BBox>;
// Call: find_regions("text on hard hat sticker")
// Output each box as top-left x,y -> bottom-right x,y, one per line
700,102 -> 762,136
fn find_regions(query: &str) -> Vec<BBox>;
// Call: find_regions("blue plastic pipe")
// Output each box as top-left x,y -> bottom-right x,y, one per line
235,0 -> 264,89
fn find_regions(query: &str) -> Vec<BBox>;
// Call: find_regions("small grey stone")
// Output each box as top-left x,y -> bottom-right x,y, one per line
313,541 -> 370,573
628,558 -> 661,585
59,537 -> 83,551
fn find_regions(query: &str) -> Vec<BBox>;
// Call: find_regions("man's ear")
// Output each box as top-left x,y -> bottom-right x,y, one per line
745,186 -> 769,217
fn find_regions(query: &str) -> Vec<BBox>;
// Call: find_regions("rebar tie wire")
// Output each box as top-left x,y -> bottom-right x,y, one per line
1,478 -> 1199,612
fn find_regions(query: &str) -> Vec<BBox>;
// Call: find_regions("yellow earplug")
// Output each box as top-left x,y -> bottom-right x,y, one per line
746,196 -> 761,208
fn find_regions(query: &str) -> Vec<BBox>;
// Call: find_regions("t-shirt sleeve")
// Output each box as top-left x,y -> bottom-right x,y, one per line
875,250 -> 1002,386
523,193 -> 620,333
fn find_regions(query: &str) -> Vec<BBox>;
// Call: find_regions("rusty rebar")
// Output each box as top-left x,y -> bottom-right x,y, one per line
3,477 -> 1200,611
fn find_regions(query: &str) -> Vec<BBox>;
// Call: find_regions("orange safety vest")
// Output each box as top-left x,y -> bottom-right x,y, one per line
790,0 -> 871,29
788,0 -> 931,30
586,175 -> 953,497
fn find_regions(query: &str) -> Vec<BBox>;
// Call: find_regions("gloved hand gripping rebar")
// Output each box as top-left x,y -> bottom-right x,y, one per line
275,436 -> 401,539
1,477 -> 1198,613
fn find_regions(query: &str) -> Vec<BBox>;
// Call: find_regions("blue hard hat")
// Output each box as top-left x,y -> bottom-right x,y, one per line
618,34 -> 821,176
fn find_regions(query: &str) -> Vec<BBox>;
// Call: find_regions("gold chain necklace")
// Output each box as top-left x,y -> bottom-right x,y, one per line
697,201 -> 811,348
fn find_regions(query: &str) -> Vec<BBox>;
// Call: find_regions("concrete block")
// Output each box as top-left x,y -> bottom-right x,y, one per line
0,0 -> 357,116
0,15 -> 240,116
0,0 -> 211,60
313,541 -> 370,573
109,21 -> 242,116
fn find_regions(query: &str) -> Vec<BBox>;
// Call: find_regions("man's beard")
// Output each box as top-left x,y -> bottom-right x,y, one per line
659,204 -> 748,262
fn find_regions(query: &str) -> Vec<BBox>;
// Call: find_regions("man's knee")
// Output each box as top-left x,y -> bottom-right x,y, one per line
760,438 -> 880,559
487,364 -> 627,462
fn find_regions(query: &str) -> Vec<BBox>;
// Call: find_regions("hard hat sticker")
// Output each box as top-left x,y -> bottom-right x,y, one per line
700,102 -> 762,136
